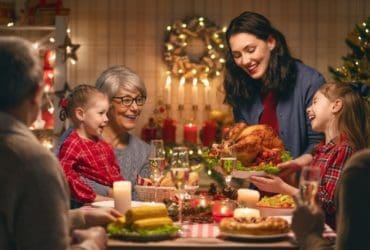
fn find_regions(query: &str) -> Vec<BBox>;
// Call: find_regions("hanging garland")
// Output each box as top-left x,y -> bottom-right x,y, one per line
163,16 -> 226,81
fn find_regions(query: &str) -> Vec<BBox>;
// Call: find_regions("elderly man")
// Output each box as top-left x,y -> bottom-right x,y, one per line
0,36 -> 119,249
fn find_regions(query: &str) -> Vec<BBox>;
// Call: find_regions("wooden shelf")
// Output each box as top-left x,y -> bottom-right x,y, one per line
0,25 -> 55,31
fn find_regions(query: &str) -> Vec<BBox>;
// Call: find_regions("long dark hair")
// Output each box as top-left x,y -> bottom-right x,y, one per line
224,11 -> 297,107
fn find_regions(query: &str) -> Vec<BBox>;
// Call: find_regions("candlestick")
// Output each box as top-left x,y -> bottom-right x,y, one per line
178,76 -> 185,107
237,188 -> 260,208
165,75 -> 171,104
113,181 -> 132,214
192,77 -> 198,104
202,78 -> 210,106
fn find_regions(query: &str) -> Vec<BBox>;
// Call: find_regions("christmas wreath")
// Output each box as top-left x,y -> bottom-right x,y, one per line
163,16 -> 226,81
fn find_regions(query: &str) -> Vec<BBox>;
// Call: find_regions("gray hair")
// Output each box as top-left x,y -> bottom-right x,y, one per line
0,37 -> 42,111
95,65 -> 147,99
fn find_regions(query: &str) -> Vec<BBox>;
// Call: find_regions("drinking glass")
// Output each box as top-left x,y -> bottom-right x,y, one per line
170,146 -> 190,224
220,149 -> 237,188
148,139 -> 166,202
298,166 -> 321,209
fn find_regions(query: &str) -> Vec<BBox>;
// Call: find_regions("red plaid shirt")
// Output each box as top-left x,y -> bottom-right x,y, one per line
311,135 -> 355,229
58,130 -> 123,203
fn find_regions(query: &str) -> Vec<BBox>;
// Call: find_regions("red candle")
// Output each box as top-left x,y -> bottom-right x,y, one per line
162,118 -> 176,143
212,200 -> 234,223
201,120 -> 217,147
183,122 -> 197,144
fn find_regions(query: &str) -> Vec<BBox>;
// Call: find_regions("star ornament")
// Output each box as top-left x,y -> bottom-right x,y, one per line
58,35 -> 80,62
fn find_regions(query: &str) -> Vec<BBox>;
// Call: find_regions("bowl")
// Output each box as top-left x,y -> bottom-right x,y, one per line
256,206 -> 295,217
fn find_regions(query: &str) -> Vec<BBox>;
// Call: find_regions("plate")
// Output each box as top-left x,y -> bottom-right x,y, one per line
110,232 -> 179,242
232,170 -> 267,179
221,231 -> 288,240
91,200 -> 163,208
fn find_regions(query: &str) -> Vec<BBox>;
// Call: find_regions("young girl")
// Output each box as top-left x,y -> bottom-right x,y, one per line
249,82 -> 369,229
58,84 -> 123,205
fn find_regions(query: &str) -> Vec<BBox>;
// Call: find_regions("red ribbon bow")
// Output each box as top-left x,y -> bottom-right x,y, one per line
60,98 -> 69,109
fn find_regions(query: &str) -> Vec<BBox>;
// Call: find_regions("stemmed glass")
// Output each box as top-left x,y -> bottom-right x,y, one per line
297,166 -> 321,209
148,139 -> 166,202
220,149 -> 237,188
170,146 -> 190,224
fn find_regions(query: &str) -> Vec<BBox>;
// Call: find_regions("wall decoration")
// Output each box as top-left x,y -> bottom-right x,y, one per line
163,16 -> 226,81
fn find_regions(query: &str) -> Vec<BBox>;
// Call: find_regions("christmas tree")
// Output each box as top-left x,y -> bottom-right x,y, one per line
329,17 -> 370,93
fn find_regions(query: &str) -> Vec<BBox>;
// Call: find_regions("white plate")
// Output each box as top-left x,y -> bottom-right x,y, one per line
221,231 -> 288,240
91,200 -> 163,208
232,170 -> 267,179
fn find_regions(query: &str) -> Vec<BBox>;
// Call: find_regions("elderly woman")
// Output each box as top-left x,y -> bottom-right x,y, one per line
58,65 -> 150,202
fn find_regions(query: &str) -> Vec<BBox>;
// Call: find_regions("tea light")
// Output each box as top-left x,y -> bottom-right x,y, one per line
234,208 -> 260,219
113,181 -> 132,214
237,188 -> 260,207
212,200 -> 234,223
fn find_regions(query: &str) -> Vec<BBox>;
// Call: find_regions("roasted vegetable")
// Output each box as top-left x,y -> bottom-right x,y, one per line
132,217 -> 173,230
125,205 -> 168,225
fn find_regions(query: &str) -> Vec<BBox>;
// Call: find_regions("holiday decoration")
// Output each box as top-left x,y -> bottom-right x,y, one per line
163,16 -> 226,81
162,118 -> 176,144
183,122 -> 198,144
163,16 -> 226,111
58,34 -> 80,63
329,17 -> 370,95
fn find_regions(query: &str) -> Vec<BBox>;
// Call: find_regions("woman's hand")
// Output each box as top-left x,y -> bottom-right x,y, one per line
84,207 -> 123,228
249,174 -> 298,195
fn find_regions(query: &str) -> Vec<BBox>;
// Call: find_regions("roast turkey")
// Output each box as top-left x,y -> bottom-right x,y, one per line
212,123 -> 285,166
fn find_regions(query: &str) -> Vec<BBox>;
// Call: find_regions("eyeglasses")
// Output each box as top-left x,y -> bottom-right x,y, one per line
112,95 -> 146,106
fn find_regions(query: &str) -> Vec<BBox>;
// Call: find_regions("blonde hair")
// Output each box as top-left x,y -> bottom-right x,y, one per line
318,82 -> 369,149
59,84 -> 105,122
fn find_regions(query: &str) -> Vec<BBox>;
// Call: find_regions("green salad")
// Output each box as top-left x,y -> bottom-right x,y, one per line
107,223 -> 180,238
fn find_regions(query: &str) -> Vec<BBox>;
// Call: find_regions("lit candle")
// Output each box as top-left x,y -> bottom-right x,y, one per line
212,200 -> 234,223
183,122 -> 197,144
178,77 -> 185,106
237,188 -> 260,208
165,75 -> 171,104
113,181 -> 132,214
192,78 -> 198,104
203,78 -> 210,106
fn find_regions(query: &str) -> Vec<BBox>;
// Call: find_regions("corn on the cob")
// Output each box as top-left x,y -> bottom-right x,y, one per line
125,205 -> 168,224
132,216 -> 173,230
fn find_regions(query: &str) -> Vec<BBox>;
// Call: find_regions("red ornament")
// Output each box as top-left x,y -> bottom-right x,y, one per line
162,118 -> 176,144
42,110 -> 54,129
141,118 -> 159,143
200,120 -> 217,147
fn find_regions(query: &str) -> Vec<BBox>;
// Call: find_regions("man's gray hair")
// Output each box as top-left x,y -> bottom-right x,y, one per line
0,36 -> 42,111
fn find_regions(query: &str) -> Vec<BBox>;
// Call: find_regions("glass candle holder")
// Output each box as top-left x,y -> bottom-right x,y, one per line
212,200 -> 235,223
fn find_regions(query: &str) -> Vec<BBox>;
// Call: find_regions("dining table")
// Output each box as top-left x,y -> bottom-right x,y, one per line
107,219 -> 336,250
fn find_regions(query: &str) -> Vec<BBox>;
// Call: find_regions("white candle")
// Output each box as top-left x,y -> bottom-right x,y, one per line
202,78 -> 210,106
192,78 -> 198,104
237,188 -> 260,207
113,181 -> 131,214
178,77 -> 185,106
234,208 -> 260,219
165,75 -> 171,104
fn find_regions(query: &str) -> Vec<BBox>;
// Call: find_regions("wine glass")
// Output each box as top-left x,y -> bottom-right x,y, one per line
170,146 -> 190,224
220,149 -> 237,188
148,139 -> 166,202
298,166 -> 321,209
